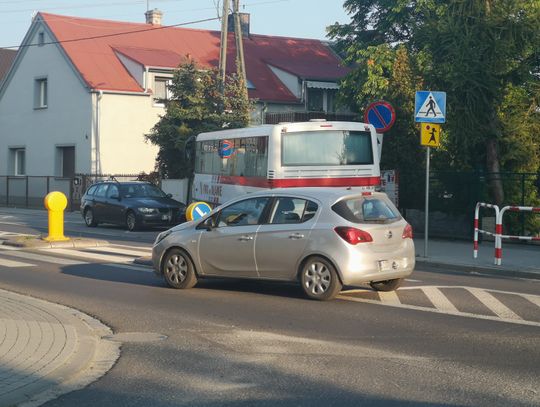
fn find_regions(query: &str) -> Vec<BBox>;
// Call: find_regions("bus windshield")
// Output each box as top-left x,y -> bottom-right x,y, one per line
282,130 -> 373,166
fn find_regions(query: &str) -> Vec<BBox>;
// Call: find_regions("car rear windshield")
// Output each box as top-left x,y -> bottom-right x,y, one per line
120,184 -> 166,198
331,196 -> 400,224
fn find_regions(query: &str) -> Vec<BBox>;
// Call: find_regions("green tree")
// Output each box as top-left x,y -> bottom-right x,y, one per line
329,0 -> 540,205
146,58 -> 252,179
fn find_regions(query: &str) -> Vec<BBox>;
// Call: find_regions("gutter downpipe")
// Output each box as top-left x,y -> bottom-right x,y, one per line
144,67 -> 149,92
94,90 -> 103,176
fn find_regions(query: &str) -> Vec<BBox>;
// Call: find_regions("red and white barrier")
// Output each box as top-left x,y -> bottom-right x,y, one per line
473,202 -> 500,264
496,205 -> 540,265
474,203 -> 540,266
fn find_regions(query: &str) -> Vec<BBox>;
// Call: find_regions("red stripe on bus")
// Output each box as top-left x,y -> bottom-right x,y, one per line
216,176 -> 381,188
270,177 -> 381,188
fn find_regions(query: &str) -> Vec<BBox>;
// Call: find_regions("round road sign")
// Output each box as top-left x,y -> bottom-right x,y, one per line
186,201 -> 212,221
364,101 -> 396,133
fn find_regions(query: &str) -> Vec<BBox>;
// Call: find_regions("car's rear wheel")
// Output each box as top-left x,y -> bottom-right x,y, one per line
300,256 -> 342,301
162,248 -> 197,289
125,211 -> 139,231
370,278 -> 404,292
84,208 -> 98,227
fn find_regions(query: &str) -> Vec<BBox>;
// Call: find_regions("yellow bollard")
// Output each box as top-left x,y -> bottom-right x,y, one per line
43,191 -> 70,242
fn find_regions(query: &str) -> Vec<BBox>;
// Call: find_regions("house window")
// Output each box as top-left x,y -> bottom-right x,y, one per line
306,81 -> 338,113
307,88 -> 324,112
153,77 -> 171,106
38,32 -> 45,46
56,146 -> 75,178
9,148 -> 26,176
34,78 -> 48,108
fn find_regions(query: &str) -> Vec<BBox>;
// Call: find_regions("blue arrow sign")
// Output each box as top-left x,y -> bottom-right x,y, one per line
415,91 -> 446,123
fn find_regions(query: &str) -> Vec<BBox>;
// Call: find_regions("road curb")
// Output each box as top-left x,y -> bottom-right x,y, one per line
1,236 -> 109,249
0,289 -> 121,407
415,258 -> 540,280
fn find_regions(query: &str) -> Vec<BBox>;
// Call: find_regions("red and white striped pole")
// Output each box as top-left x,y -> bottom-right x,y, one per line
473,202 -> 500,264
496,206 -> 540,265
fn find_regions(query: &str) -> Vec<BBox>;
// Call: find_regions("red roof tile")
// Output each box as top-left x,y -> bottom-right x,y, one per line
40,13 -> 348,102
0,49 -> 17,82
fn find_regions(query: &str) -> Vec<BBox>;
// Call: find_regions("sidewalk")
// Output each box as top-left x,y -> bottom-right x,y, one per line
0,289 -> 120,406
414,237 -> 540,279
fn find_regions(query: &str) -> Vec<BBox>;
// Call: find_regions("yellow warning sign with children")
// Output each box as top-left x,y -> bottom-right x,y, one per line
420,123 -> 441,147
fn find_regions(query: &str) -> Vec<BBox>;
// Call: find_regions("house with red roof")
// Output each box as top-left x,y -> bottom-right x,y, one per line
0,10 -> 351,176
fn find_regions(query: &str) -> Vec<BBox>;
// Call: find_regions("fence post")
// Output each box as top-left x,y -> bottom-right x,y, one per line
6,177 -> 9,207
520,173 -> 525,236
25,176 -> 29,208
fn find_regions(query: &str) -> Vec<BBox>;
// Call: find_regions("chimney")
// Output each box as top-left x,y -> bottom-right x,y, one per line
228,12 -> 250,38
145,8 -> 163,26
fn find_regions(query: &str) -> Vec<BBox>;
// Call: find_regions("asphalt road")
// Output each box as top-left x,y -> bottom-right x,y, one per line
1,209 -> 539,406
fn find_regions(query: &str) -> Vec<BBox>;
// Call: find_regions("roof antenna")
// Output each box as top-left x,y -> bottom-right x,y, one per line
146,0 -> 150,12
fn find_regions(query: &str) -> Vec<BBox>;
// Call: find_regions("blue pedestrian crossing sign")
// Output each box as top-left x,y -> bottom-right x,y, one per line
415,91 -> 446,123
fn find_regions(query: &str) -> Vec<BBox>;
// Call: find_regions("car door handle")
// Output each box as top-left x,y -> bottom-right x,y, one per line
289,233 -> 305,239
238,235 -> 254,241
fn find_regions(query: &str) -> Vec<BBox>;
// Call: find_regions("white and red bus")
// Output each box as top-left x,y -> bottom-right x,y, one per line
192,120 -> 382,205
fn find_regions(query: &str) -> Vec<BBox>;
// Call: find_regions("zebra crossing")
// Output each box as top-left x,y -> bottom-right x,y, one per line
0,242 -> 153,272
338,285 -> 540,327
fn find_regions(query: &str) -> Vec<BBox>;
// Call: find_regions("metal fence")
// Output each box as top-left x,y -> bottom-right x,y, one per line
398,171 -> 540,239
0,173 -> 153,212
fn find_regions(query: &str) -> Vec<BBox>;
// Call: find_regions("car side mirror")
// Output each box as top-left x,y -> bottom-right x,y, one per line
197,218 -> 214,231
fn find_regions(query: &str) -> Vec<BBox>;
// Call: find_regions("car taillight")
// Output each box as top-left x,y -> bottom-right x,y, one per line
402,224 -> 413,239
334,226 -> 373,245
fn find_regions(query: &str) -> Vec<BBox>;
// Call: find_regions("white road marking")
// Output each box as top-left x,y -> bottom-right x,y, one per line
466,287 -> 522,321
0,258 -> 35,268
84,246 -> 150,257
378,290 -> 401,305
0,250 -> 87,266
0,245 -> 21,250
404,278 -> 422,282
522,294 -> 540,308
338,285 -> 540,327
41,248 -> 133,263
422,286 -> 459,313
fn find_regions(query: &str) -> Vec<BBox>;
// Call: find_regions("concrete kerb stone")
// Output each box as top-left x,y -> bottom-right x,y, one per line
0,289 -> 121,407
416,257 -> 540,280
1,235 -> 109,249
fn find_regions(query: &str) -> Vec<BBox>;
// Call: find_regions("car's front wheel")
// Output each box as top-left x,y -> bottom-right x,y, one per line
369,278 -> 403,292
162,248 -> 198,289
125,211 -> 139,231
84,208 -> 98,227
300,256 -> 342,301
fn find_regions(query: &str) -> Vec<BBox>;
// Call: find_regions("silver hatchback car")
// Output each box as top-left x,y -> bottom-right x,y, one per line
152,188 -> 415,300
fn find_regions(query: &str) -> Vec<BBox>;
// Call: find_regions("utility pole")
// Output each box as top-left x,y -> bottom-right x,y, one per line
232,0 -> 247,96
218,0 -> 230,91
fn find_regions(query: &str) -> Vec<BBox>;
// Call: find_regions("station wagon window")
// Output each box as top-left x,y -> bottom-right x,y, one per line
217,197 -> 269,227
332,197 -> 400,224
94,184 -> 108,198
107,184 -> 119,198
269,198 -> 318,224
86,185 -> 98,196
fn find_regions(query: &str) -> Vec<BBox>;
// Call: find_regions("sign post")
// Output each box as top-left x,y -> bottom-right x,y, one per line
415,91 -> 446,258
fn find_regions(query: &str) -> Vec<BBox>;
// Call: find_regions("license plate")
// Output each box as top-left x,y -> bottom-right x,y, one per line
378,260 -> 390,271
162,215 -> 170,221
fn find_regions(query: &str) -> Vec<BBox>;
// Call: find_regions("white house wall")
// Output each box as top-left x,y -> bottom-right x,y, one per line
0,26 -> 92,175
97,93 -> 161,174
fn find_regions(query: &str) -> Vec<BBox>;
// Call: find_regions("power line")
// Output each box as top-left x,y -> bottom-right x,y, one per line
0,16 -> 220,50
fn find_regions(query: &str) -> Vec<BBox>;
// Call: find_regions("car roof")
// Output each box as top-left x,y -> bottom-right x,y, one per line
243,187 -> 388,206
